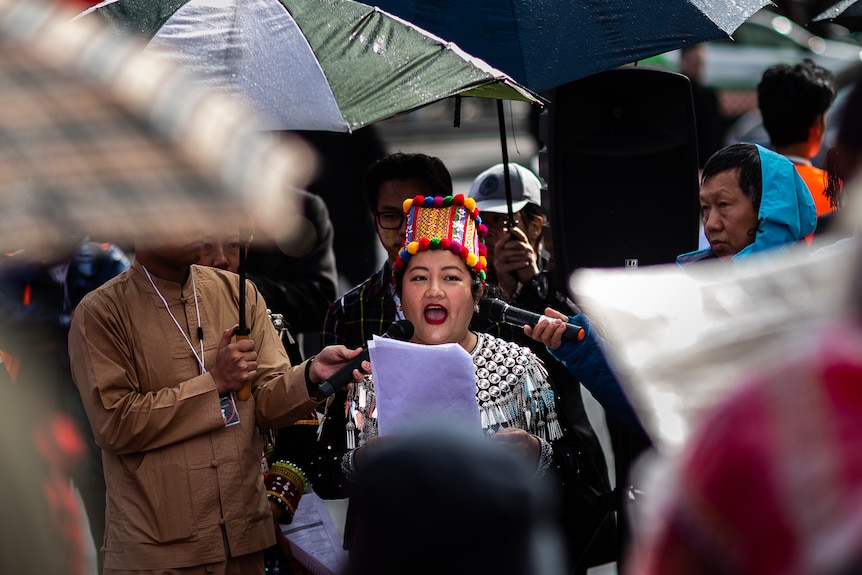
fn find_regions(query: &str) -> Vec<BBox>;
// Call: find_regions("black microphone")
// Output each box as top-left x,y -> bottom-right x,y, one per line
478,298 -> 585,342
316,319 -> 414,398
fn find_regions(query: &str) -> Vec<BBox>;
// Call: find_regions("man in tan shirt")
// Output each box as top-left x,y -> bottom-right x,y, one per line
69,231 -> 363,575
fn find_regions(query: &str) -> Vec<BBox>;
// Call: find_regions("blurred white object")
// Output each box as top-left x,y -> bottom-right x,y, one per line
570,238 -> 856,452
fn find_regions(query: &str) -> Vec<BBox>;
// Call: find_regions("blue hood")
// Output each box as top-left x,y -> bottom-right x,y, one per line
677,144 -> 816,265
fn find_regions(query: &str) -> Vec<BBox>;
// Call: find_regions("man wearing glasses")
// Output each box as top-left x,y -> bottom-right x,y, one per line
321,152 -> 453,350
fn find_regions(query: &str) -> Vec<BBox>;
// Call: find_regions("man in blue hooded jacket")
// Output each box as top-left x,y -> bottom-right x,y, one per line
530,143 -> 818,423
677,143 -> 817,265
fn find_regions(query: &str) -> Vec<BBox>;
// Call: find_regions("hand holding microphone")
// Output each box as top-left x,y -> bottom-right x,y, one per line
523,307 -> 584,351
478,298 -> 584,344
314,320 -> 414,399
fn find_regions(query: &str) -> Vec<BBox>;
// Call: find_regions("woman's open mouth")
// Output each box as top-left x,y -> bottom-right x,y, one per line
424,304 -> 448,325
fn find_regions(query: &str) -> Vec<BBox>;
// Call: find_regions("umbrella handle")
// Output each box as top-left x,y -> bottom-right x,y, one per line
236,226 -> 253,400
234,327 -> 252,400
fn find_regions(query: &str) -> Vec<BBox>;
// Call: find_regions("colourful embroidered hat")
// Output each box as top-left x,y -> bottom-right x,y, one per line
392,194 -> 488,285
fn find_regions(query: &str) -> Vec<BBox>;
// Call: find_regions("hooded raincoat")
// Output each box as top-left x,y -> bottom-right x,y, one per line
677,144 -> 817,265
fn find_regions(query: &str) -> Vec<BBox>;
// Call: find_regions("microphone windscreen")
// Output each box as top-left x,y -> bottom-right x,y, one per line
477,298 -> 505,322
385,319 -> 414,341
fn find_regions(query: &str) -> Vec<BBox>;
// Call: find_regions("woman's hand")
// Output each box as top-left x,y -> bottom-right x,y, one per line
523,307 -> 569,350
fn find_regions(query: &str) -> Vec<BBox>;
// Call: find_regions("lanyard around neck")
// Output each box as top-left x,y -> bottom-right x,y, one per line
142,265 -> 206,373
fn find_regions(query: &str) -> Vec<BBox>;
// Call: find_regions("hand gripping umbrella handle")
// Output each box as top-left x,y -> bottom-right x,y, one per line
235,326 -> 252,401
236,226 -> 252,401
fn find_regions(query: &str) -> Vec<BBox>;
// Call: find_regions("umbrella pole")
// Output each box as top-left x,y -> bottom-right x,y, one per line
496,99 -> 516,228
235,226 -> 252,400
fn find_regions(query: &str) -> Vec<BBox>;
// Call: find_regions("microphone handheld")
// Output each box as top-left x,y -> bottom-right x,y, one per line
317,319 -> 414,398
478,298 -> 585,342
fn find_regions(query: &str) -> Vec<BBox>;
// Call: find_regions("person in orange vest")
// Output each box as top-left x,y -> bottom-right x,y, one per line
757,58 -> 836,243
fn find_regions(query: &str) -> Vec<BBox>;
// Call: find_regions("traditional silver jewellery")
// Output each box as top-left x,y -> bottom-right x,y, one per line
472,331 -> 562,442
535,436 -> 554,478
338,330 -> 560,477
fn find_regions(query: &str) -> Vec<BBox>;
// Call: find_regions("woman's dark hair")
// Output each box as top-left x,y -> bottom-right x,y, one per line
363,153 -> 452,211
701,143 -> 762,213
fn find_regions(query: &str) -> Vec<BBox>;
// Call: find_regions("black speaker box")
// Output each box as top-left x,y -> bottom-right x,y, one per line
538,67 -> 702,572
539,66 -> 701,288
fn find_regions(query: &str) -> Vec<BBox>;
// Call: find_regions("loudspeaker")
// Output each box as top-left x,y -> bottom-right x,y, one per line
539,66 -> 701,287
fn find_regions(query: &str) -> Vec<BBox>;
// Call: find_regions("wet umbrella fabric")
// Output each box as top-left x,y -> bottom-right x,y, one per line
0,0 -> 315,256
371,0 -> 771,93
80,0 -> 543,133
813,0 -> 862,31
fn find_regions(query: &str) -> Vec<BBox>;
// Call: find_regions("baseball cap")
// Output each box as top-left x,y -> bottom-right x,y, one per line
468,163 -> 542,214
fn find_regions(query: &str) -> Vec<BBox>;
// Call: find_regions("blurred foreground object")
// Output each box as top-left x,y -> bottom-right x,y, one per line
627,310 -> 862,575
345,427 -> 568,575
0,382 -> 88,575
568,183 -> 862,451
0,0 -> 315,257
622,198 -> 862,575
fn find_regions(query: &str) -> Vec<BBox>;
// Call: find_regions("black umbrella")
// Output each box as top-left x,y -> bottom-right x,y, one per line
372,0 -> 772,93
813,0 -> 862,31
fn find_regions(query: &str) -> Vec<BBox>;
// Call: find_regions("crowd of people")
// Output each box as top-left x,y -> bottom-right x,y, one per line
5,13 -> 862,573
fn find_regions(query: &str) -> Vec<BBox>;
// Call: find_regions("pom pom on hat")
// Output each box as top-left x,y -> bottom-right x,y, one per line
393,195 -> 487,286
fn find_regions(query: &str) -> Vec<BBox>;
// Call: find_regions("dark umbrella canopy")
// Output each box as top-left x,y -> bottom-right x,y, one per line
372,0 -> 772,92
814,0 -> 862,31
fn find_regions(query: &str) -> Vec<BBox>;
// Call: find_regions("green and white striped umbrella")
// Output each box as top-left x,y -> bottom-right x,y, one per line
79,0 -> 543,133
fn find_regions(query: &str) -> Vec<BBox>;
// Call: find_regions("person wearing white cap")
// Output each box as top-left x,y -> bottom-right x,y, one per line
468,162 -> 548,303
469,163 -> 621,571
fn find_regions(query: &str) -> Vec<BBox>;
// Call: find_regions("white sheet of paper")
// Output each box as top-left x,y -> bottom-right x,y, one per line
281,493 -> 348,575
368,336 -> 481,437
